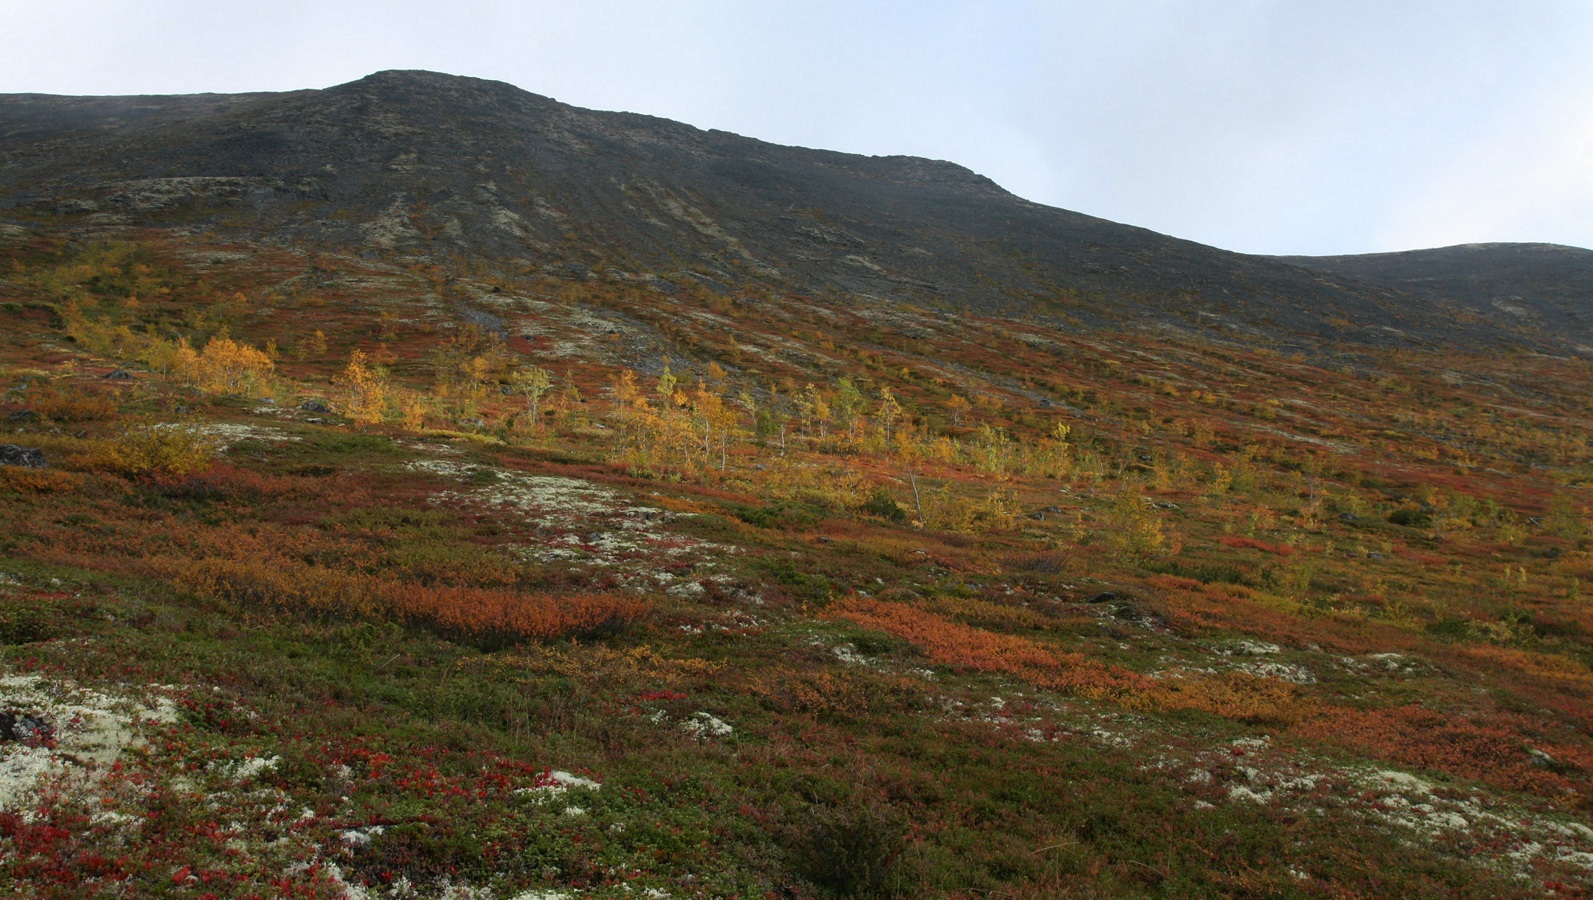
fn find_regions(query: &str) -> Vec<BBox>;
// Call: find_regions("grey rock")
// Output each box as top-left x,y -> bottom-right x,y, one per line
0,711 -> 52,746
0,444 -> 45,468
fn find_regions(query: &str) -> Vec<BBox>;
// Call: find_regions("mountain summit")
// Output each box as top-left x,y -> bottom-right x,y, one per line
2,70 -> 1589,351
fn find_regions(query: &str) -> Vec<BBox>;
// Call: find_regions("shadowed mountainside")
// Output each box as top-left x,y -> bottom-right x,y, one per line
1,69 -> 1589,352
1279,243 -> 1593,352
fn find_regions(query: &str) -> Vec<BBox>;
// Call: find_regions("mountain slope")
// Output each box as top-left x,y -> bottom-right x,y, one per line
0,69 -> 1580,351
1279,243 -> 1593,351
3,73 -> 1593,898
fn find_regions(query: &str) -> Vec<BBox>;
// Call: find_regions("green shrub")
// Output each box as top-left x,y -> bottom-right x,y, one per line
1388,506 -> 1431,528
857,487 -> 907,523
790,798 -> 909,898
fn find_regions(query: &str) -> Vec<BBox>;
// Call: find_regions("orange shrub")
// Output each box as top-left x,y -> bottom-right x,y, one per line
163,462 -> 307,501
165,555 -> 646,641
1448,643 -> 1593,686
829,597 -> 1319,723
0,466 -> 84,493
1136,671 -> 1306,726
1293,704 -> 1576,796
379,582 -> 648,640
1218,535 -> 1295,557
168,556 -> 375,618
824,597 -> 1149,700
1146,574 -> 1203,593
30,385 -> 118,422
745,668 -> 873,715
923,594 -> 1058,631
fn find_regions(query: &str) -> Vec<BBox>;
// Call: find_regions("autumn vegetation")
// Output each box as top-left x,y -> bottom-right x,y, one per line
1,230 -> 1591,897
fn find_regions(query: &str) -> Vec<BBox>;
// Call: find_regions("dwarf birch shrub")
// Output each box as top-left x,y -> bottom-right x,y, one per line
920,482 -> 1018,533
28,381 -> 118,422
337,349 -> 389,425
174,336 -> 274,396
75,424 -> 217,479
1099,489 -> 1179,560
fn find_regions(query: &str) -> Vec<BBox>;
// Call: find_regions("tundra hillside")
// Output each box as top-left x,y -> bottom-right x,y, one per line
0,72 -> 1590,899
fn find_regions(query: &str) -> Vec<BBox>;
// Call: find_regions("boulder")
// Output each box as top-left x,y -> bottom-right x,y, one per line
0,710 -> 53,747
0,444 -> 45,468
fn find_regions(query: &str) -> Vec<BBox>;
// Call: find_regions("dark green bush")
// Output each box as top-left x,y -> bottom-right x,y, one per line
857,488 -> 907,524
790,798 -> 909,898
1388,506 -> 1431,528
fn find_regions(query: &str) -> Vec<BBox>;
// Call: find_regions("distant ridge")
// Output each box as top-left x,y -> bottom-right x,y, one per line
1277,244 -> 1593,347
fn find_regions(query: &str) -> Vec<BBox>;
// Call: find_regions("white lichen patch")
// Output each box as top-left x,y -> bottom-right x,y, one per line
516,769 -> 603,801
339,825 -> 386,848
210,754 -> 282,782
681,712 -> 733,740
1372,769 -> 1433,794
830,643 -> 874,667
1233,660 -> 1316,684
0,672 -> 179,816
407,459 -> 662,521
1227,785 -> 1273,804
166,421 -> 302,449
1152,736 -> 1593,880
1217,640 -> 1281,656
405,458 -> 742,595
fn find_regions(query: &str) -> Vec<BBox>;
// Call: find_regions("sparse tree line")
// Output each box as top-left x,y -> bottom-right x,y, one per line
32,241 -> 1592,555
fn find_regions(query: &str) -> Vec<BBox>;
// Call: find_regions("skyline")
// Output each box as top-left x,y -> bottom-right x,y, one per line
3,1 -> 1591,257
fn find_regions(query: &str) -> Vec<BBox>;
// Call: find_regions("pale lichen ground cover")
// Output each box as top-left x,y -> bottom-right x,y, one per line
0,666 -> 689,899
0,672 -> 179,816
405,458 -> 743,597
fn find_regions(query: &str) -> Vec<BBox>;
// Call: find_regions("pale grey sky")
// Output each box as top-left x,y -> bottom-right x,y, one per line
3,1 -> 1590,256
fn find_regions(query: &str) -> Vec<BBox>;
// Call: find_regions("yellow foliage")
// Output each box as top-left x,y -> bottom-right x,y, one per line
399,394 -> 428,430
75,425 -> 216,480
175,336 -> 274,396
922,482 -> 1019,533
1099,490 -> 1180,560
337,349 -> 389,425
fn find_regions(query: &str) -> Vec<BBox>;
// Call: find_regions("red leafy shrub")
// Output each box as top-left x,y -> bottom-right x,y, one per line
1218,535 -> 1295,557
1293,704 -> 1584,796
166,556 -> 647,642
827,597 -> 1310,723
825,596 -> 1150,700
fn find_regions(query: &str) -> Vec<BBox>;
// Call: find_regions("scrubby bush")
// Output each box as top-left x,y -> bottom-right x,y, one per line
790,797 -> 910,898
856,487 -> 907,523
76,425 -> 216,479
